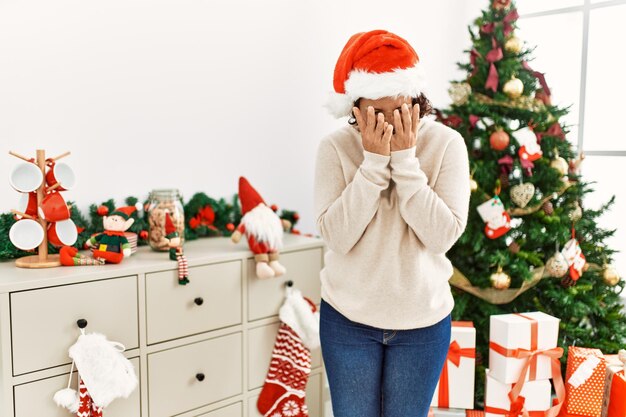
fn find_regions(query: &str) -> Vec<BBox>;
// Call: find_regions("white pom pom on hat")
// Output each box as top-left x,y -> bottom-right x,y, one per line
325,29 -> 428,118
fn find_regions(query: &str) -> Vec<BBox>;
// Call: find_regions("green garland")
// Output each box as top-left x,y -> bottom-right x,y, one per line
0,192 -> 305,261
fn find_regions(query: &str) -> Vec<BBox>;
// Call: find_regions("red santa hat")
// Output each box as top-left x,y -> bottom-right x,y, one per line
110,206 -> 136,220
164,212 -> 178,239
325,29 -> 427,118
238,176 -> 266,216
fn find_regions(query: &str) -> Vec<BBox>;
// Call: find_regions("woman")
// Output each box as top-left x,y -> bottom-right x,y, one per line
314,30 -> 471,417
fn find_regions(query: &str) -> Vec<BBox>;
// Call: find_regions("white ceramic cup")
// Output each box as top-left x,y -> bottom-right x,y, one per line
15,192 -> 38,219
48,219 -> 78,247
9,162 -> 43,193
46,161 -> 76,191
9,219 -> 44,250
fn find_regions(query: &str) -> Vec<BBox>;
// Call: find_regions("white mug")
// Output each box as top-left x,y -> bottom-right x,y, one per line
9,219 -> 44,250
48,219 -> 78,247
9,162 -> 43,193
46,161 -> 76,191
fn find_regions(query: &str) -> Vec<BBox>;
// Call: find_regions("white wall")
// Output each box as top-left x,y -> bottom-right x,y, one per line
0,0 -> 483,235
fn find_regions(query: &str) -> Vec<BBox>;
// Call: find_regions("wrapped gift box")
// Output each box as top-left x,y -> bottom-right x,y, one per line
602,354 -> 626,417
431,321 -> 476,409
432,407 -> 466,417
484,369 -> 551,417
565,347 -> 606,417
489,311 -> 560,384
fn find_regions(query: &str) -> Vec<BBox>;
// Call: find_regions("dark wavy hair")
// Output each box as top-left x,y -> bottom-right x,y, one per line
348,93 -> 433,126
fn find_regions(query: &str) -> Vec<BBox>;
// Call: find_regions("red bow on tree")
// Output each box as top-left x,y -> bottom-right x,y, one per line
536,122 -> 565,142
481,8 -> 519,38
434,109 -> 463,128
189,205 -> 218,231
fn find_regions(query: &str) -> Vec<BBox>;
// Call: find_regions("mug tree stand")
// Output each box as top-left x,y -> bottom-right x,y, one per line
9,149 -> 71,269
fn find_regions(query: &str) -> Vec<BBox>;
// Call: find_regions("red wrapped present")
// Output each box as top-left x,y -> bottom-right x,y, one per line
602,353 -> 626,417
565,347 -> 606,417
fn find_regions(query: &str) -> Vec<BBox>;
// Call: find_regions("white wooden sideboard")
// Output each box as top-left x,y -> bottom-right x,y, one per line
0,234 -> 329,417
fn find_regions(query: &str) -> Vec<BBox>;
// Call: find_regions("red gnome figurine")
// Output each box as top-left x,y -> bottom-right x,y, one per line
231,177 -> 290,279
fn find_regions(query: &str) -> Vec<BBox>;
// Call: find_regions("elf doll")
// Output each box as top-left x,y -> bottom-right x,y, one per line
231,177 -> 290,279
164,212 -> 189,285
60,206 -> 136,266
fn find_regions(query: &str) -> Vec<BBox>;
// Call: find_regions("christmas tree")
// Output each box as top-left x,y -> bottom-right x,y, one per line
436,0 -> 626,405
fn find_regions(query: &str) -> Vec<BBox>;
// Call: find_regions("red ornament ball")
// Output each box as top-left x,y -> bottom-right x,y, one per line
490,130 -> 510,151
97,205 -> 109,216
139,230 -> 148,240
293,213 -> 300,220
270,204 -> 278,212
226,223 -> 235,232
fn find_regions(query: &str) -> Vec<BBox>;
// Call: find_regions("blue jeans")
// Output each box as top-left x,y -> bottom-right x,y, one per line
319,298 -> 451,417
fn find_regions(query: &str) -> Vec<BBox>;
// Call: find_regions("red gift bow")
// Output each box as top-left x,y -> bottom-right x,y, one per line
522,61 -> 551,98
438,321 -> 476,407
485,37 -> 503,92
481,8 -> 520,38
489,314 -> 565,417
189,205 -> 218,231
536,123 -> 565,143
485,395 -> 528,417
484,395 -> 548,417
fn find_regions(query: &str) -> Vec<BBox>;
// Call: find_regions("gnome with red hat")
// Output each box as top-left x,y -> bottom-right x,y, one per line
164,212 -> 189,285
60,206 -> 136,266
231,177 -> 290,279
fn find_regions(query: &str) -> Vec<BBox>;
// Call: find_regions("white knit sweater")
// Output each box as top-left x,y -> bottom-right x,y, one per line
314,118 -> 471,330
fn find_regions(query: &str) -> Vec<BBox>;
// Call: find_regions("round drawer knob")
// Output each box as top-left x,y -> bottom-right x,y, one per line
196,373 -> 205,382
77,319 -> 88,329
194,297 -> 204,306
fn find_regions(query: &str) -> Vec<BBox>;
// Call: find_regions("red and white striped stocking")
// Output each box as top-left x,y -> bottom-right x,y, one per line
77,378 -> 103,417
257,323 -> 311,417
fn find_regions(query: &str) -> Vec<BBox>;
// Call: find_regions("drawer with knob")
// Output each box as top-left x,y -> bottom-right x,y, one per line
147,331 -> 243,417
10,276 -> 139,376
145,260 -> 242,344
196,401 -> 242,417
13,357 -> 141,416
247,249 -> 322,322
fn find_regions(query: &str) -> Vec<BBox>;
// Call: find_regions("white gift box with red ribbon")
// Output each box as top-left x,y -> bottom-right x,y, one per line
489,312 -> 560,384
431,321 -> 476,409
484,369 -> 551,417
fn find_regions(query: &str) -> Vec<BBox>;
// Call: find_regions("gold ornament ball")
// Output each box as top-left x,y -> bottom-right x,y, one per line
568,201 -> 583,222
470,178 -> 478,192
603,265 -> 621,286
551,156 -> 569,176
505,36 -> 523,54
503,77 -> 524,99
546,252 -> 569,278
490,267 -> 511,290
449,82 -> 472,106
